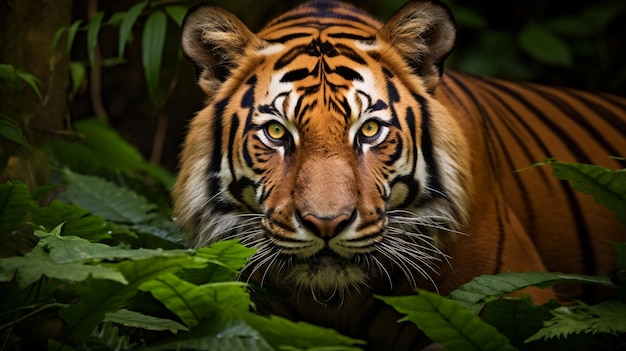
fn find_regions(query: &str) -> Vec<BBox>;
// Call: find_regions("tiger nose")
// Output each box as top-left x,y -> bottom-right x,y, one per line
299,212 -> 354,239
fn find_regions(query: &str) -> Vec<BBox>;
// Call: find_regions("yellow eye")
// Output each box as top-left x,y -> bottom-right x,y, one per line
265,122 -> 286,141
360,120 -> 381,139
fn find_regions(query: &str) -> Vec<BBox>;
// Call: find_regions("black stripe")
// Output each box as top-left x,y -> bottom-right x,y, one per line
333,65 -> 363,81
414,94 -> 443,197
493,198 -> 505,274
281,68 -> 313,82
481,78 -> 593,163
526,86 -> 622,159
446,74 -> 500,173
266,32 -> 312,44
328,32 -> 375,41
381,136 -> 403,166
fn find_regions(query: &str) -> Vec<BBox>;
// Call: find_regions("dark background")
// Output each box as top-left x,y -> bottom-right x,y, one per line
67,0 -> 626,172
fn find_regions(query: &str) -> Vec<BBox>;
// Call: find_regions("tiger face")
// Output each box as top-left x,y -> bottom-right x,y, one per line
174,0 -> 472,299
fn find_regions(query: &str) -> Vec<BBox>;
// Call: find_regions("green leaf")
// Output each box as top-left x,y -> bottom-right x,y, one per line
449,271 -> 615,313
483,297 -> 562,350
545,160 -> 626,226
181,241 -> 255,285
139,273 -> 249,328
164,5 -> 187,27
73,118 -> 174,188
379,289 -> 517,351
142,11 -> 167,107
147,311 -> 274,351
61,170 -> 157,224
66,19 -> 83,54
518,23 -> 572,67
87,11 -> 104,66
68,61 -> 86,96
0,180 -> 32,237
32,200 -> 114,242
526,299 -> 626,342
107,11 -> 127,27
0,246 -> 127,290
59,253 -> 206,341
118,1 -> 148,57
34,226 -> 187,264
15,69 -> 42,100
130,218 -> 184,247
105,308 -> 188,333
0,117 -> 30,148
243,313 -> 364,351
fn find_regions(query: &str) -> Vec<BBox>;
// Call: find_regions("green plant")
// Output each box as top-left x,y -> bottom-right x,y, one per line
380,161 -> 626,351
0,119 -> 363,350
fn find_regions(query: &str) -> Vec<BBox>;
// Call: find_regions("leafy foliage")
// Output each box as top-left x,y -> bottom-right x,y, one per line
379,290 -> 517,351
1,1 -> 624,350
0,119 -> 363,350
379,160 -> 626,351
449,271 -> 615,313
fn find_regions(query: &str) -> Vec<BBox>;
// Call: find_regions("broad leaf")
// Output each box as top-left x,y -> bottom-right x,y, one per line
61,170 -> 157,224
449,271 -> 615,313
73,118 -> 174,188
142,11 -> 167,107
139,273 -> 249,328
483,297 -> 563,351
139,273 -> 216,328
0,180 -> 32,237
181,241 -> 255,285
34,226 -> 187,264
105,309 -> 188,333
59,253 -> 206,341
33,200 -> 114,242
0,247 -> 126,289
147,311 -> 274,351
243,313 -> 364,351
379,289 -> 517,351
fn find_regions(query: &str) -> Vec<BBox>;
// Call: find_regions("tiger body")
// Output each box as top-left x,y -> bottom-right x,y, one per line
174,0 -> 626,349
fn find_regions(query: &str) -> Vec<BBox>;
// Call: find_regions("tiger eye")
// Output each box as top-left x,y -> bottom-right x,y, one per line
361,120 -> 380,138
266,122 -> 286,140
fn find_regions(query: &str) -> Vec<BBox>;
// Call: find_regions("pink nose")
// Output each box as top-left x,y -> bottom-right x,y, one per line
301,213 -> 353,238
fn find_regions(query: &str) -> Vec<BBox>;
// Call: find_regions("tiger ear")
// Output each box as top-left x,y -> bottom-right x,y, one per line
181,3 -> 260,96
378,0 -> 456,92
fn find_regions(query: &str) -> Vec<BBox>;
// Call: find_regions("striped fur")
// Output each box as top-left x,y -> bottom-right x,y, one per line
174,0 -> 626,349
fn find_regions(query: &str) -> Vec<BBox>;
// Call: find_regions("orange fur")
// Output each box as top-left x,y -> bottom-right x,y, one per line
174,1 -> 626,349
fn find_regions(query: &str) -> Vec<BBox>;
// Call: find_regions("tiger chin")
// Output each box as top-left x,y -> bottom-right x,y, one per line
173,0 -> 626,349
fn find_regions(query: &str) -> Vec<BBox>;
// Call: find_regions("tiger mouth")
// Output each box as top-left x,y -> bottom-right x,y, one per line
270,247 -> 372,296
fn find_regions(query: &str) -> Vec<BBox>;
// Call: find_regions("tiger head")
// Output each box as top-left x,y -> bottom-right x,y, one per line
173,0 -> 472,298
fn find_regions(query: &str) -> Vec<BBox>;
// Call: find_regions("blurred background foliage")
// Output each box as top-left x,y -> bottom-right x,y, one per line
1,0 -> 625,180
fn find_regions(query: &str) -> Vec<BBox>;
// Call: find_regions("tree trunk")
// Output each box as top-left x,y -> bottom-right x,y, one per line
0,0 -> 72,186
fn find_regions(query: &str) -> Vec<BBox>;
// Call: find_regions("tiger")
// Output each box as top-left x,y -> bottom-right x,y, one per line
173,0 -> 626,349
